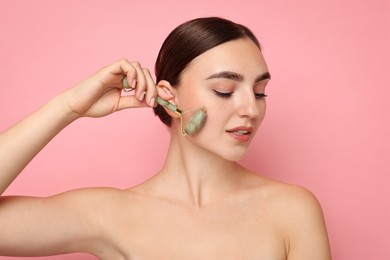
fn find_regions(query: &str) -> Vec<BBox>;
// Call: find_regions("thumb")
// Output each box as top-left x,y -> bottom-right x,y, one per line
117,95 -> 150,111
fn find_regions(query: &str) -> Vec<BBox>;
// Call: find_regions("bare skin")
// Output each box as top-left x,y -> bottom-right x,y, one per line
0,39 -> 331,259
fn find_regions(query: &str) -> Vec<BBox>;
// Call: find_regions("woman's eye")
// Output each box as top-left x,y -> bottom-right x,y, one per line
213,90 -> 233,98
213,90 -> 267,99
255,93 -> 267,99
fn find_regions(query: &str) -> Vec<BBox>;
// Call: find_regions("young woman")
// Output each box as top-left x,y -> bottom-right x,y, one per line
0,17 -> 331,259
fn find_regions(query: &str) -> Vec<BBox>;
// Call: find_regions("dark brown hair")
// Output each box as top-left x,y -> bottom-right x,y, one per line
154,17 -> 261,126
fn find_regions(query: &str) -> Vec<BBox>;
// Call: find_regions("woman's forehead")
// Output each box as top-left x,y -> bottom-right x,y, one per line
182,38 -> 268,80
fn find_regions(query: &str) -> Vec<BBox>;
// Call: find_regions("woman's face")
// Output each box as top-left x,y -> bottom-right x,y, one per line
174,37 -> 270,161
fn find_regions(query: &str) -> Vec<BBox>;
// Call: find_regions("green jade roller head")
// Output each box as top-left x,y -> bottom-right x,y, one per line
155,96 -> 207,135
121,77 -> 207,135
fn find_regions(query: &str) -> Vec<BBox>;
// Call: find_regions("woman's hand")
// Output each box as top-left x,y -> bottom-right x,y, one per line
64,59 -> 157,118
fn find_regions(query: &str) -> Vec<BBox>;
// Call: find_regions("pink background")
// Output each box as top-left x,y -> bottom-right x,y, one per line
0,0 -> 389,259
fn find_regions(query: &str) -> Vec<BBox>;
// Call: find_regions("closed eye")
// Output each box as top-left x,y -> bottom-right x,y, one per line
214,90 -> 267,99
255,93 -> 267,99
213,90 -> 233,98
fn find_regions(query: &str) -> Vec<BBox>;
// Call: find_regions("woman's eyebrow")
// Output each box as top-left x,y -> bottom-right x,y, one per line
255,72 -> 271,82
205,71 -> 244,81
205,71 -> 271,82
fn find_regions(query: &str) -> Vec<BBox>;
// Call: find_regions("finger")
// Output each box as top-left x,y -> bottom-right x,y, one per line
119,59 -> 138,91
129,61 -> 147,101
97,59 -> 137,94
101,59 -> 135,87
142,68 -> 157,107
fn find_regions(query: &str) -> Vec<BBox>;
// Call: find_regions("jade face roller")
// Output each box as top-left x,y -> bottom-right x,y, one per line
122,77 -> 207,135
155,96 -> 207,135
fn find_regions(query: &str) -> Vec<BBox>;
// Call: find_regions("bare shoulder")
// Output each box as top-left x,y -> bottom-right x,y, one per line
250,175 -> 331,259
264,178 -> 323,214
242,172 -> 323,214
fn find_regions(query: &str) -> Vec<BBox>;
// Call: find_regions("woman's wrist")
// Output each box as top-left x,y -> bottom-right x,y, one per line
45,92 -> 83,128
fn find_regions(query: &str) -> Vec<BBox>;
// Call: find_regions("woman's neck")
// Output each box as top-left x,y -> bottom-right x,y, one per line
150,133 -> 248,208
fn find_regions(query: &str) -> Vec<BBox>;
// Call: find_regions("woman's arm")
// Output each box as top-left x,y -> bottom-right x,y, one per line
0,94 -> 78,193
0,59 -> 157,194
0,188 -> 121,257
0,59 -> 168,256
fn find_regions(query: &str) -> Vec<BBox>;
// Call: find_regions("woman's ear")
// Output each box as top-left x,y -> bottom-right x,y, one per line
156,80 -> 180,118
156,80 -> 175,102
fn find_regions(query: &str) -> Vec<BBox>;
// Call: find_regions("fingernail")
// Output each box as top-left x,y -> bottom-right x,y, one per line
131,79 -> 137,89
139,91 -> 146,101
150,97 -> 155,107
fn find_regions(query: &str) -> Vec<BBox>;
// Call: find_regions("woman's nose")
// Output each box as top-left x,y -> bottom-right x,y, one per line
237,91 -> 262,118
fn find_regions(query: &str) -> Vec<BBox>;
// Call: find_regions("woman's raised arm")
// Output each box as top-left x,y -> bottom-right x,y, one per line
0,59 -> 165,257
0,59 -> 157,194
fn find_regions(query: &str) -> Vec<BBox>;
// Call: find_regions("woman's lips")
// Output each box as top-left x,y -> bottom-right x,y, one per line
226,126 -> 253,142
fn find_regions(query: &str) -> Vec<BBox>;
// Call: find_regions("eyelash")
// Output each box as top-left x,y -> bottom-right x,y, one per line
255,93 -> 268,99
213,90 -> 267,99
